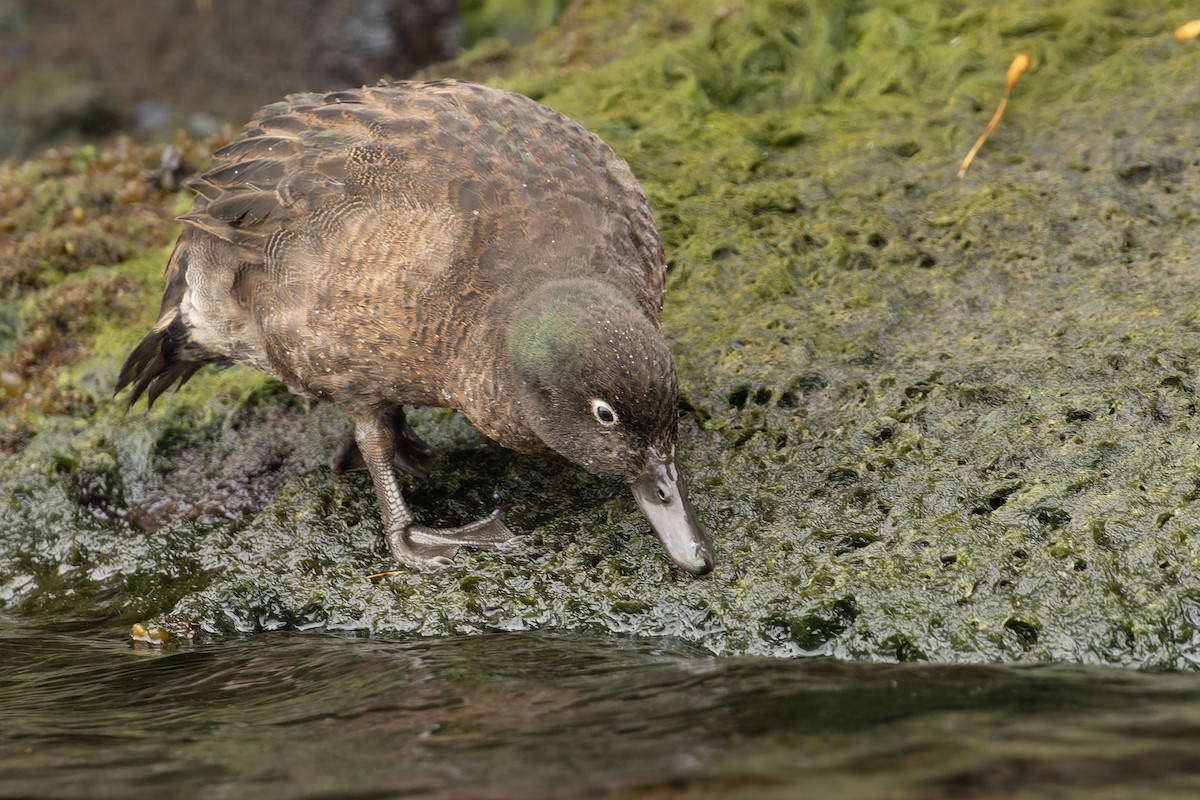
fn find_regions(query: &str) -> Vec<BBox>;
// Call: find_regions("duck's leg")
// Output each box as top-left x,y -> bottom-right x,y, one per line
333,407 -> 433,477
354,412 -> 516,570
390,407 -> 435,475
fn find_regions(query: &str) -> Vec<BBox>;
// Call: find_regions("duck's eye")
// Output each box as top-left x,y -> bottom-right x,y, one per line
591,399 -> 618,426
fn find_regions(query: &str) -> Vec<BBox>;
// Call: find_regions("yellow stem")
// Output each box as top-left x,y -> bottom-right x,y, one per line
958,53 -> 1030,179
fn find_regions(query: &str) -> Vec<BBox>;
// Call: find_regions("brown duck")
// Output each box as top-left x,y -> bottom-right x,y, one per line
117,79 -> 714,575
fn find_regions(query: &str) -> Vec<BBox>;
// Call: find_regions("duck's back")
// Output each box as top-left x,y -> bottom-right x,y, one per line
163,79 -> 665,408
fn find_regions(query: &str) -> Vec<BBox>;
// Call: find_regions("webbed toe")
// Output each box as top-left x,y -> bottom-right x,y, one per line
386,509 -> 518,570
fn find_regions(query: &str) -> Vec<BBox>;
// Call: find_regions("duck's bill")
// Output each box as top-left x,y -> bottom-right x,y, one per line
631,453 -> 715,575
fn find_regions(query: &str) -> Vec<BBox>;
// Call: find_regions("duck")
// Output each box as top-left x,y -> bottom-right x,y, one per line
116,79 -> 714,575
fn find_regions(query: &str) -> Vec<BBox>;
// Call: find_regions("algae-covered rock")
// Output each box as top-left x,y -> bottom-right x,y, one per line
2,0 -> 1200,667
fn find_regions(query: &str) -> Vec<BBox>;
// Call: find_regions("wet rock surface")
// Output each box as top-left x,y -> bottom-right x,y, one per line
2,0 -> 1200,667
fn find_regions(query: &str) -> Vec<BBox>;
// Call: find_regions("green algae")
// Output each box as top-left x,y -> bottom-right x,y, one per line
0,65 -> 122,159
459,0 -> 571,48
3,0 -> 1200,666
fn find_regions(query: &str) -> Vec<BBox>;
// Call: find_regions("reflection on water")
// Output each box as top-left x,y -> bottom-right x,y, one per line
2,622 -> 1200,799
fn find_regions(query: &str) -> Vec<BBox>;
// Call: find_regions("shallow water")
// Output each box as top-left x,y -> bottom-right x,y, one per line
3,623 -> 1200,799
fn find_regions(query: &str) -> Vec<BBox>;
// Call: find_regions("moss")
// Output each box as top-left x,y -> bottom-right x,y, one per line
3,0 -> 1200,665
459,0 -> 571,49
0,65 -> 122,159
0,132 -> 221,417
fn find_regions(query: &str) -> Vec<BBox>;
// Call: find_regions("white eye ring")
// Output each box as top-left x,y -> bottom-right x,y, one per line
591,399 -> 618,426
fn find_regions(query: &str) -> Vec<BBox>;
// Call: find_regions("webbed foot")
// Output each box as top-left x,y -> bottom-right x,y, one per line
353,411 -> 518,572
388,509 -> 519,570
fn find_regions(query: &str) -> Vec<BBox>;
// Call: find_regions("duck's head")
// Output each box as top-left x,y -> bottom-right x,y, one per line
507,279 -> 714,575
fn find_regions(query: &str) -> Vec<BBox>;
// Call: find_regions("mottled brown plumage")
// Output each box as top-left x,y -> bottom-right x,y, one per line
117,79 -> 713,574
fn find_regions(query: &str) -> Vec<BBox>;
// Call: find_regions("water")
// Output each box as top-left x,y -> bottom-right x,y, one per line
3,622 -> 1200,799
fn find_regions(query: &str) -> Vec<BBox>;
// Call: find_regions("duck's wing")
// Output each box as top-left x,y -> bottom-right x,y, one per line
178,95 -> 361,252
184,81 -> 666,312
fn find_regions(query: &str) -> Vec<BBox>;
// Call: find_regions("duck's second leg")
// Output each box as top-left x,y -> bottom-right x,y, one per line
354,412 -> 517,570
333,406 -> 433,477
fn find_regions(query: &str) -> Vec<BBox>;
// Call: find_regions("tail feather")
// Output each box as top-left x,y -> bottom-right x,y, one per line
116,234 -> 215,408
115,315 -> 207,408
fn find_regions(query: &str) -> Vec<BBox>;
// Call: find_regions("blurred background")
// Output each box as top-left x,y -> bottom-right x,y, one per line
0,0 -> 568,160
